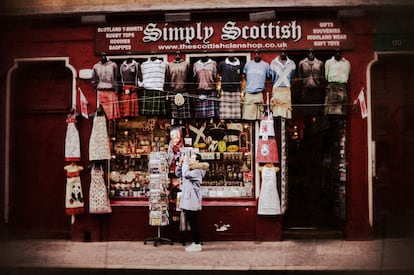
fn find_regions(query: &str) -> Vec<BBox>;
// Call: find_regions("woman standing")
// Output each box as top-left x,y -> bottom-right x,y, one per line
176,153 -> 209,252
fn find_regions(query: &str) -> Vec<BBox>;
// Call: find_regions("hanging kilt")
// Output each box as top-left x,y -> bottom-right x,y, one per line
219,89 -> 241,120
324,82 -> 348,116
166,91 -> 192,119
120,85 -> 139,117
194,89 -> 218,119
139,89 -> 166,116
97,90 -> 120,120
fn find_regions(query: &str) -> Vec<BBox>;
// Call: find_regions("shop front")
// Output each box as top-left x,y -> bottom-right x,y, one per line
2,11 -> 373,241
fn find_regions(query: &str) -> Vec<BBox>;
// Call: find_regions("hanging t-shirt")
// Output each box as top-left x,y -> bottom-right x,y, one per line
120,59 -> 142,86
141,58 -> 166,91
91,60 -> 118,90
243,60 -> 270,93
193,58 -> 217,91
270,56 -> 296,88
299,57 -> 325,116
166,59 -> 190,92
218,57 -> 242,92
298,57 -> 324,88
325,56 -> 351,84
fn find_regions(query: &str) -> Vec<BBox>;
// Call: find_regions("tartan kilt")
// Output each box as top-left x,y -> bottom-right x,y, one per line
194,89 -> 218,119
120,86 -> 139,117
139,89 -> 166,116
97,90 -> 120,120
219,89 -> 241,119
166,92 -> 192,119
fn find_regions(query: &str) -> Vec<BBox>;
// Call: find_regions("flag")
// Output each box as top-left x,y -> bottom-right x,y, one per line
353,88 -> 368,119
358,88 -> 368,119
79,88 -> 89,119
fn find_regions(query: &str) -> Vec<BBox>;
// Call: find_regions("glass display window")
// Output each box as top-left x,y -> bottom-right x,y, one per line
109,117 -> 170,199
177,119 -> 254,198
109,116 -> 255,199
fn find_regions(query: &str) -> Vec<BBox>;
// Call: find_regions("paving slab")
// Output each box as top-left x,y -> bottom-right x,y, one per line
1,238 -> 414,274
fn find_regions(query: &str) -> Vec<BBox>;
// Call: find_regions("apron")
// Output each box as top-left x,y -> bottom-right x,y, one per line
64,114 -> 81,162
64,164 -> 84,215
89,114 -> 111,161
258,166 -> 281,215
89,165 -> 112,214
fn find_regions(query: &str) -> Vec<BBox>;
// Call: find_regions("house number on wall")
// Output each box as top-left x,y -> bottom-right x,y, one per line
392,39 -> 402,47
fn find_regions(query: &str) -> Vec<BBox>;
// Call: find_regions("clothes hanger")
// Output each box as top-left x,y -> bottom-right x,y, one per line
175,51 -> 182,62
254,50 -> 262,62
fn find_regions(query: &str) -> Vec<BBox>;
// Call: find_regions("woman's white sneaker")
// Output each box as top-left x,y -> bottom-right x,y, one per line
185,242 -> 202,252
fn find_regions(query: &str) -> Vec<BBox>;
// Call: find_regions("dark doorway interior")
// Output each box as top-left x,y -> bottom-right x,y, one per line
281,51 -> 347,238
372,54 -> 414,238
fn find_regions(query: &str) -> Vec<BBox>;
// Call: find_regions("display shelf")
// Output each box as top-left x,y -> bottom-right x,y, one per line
110,199 -> 148,207
144,151 -> 172,246
200,151 -> 253,198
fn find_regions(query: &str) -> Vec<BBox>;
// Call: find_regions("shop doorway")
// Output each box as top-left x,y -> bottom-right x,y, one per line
7,60 -> 73,238
371,53 -> 414,238
282,51 -> 346,238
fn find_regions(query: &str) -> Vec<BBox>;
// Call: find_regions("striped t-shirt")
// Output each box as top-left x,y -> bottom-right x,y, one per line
141,58 -> 166,91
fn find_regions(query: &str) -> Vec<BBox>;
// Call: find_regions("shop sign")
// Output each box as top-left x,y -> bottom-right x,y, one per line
95,20 -> 352,54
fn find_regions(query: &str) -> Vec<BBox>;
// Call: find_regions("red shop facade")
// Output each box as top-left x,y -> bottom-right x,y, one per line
0,11 -> 373,241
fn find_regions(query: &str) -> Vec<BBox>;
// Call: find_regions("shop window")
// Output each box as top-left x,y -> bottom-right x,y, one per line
190,120 -> 254,198
109,117 -> 170,198
108,117 -> 254,199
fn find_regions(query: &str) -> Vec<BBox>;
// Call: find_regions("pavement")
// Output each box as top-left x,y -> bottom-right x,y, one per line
1,237 -> 414,274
